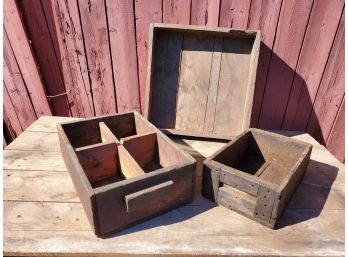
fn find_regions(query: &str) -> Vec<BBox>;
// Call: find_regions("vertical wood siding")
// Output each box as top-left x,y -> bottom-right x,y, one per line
3,0 -> 345,162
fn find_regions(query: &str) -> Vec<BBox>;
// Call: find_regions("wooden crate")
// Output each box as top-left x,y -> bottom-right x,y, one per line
57,112 -> 196,237
145,24 -> 260,140
202,129 -> 312,228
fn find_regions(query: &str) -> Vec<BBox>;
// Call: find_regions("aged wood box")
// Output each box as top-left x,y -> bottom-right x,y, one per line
145,23 -> 260,140
57,112 -> 195,237
202,129 -> 312,228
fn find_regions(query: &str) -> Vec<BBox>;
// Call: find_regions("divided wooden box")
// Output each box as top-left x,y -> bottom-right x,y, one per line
145,24 -> 260,140
57,112 -> 195,237
202,129 -> 312,228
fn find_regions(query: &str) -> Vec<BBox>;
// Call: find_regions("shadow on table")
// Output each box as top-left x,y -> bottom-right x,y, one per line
276,160 -> 339,229
108,196 -> 217,238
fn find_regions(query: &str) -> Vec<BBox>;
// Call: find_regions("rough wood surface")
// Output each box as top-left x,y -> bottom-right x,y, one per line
78,0 -> 116,115
191,0 -> 220,26
4,0 -> 52,117
4,116 -> 345,256
106,0 -> 141,113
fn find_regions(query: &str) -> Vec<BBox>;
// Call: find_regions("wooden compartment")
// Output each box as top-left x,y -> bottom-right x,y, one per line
202,129 -> 312,228
57,112 -> 195,237
145,24 -> 260,140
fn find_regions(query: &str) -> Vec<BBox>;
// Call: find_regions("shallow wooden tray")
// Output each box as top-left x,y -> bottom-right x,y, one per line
145,23 -> 260,140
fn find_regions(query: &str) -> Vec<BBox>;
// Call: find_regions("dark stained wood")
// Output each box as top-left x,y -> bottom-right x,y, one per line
125,180 -> 174,212
75,142 -> 118,184
57,112 -> 195,236
203,128 -> 312,228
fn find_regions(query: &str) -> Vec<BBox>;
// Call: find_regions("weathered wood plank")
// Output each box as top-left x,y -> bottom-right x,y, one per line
282,0 -> 344,131
4,31 -> 37,130
175,34 -> 214,132
3,0 -> 52,117
258,0 -> 313,129
26,116 -> 82,133
6,131 -> 60,152
52,0 -> 94,117
307,10 -> 345,144
326,98 -> 345,163
3,228 -> 344,256
4,170 -> 78,202
134,0 -> 162,112
191,0 -> 220,26
106,0 -> 141,113
78,0 -> 116,115
219,0 -> 251,28
248,0 -> 282,127
118,146 -> 146,179
3,86 -> 23,139
4,150 -> 67,171
163,0 -> 191,24
17,0 -> 70,116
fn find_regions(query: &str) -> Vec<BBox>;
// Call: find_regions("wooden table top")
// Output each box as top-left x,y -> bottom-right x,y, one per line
4,116 -> 344,257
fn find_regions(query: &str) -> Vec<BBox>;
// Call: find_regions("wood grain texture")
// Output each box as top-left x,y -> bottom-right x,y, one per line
219,0 -> 251,28
163,0 -> 191,24
79,0 -> 116,115
134,0 -> 162,112
282,0 -> 344,131
4,31 -> 37,129
326,98 -> 344,163
248,0 -> 282,127
258,0 -> 313,129
307,10 -> 345,144
106,0 -> 141,113
3,117 -> 345,256
53,0 -> 94,117
191,0 -> 220,26
17,0 -> 70,116
3,0 -> 52,117
3,86 -> 23,139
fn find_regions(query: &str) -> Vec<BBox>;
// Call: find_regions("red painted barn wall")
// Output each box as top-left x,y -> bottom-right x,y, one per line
3,0 -> 345,162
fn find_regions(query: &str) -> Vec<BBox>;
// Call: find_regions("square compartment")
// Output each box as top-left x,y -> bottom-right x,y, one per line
202,128 -> 312,228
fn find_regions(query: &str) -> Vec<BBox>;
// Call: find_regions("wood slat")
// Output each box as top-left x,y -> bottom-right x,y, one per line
134,0 -> 162,112
306,10 -> 345,144
78,0 -> 116,115
219,0 -> 251,28
258,0 -> 313,129
326,98 -> 345,163
4,170 -> 78,202
51,0 -> 94,117
248,0 -> 282,127
4,150 -> 67,171
191,0 -> 220,26
3,0 -> 52,117
106,0 -> 141,113
282,0 -> 344,131
3,86 -> 23,139
17,0 -> 70,116
26,116 -> 82,133
163,0 -> 191,24
3,31 -> 37,129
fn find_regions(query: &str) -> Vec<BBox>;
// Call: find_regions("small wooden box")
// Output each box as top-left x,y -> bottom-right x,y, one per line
57,112 -> 195,237
145,24 -> 260,140
202,129 -> 312,228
